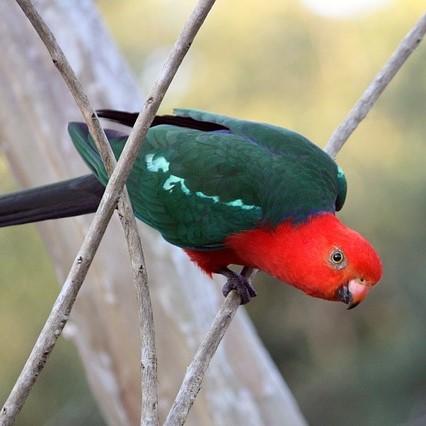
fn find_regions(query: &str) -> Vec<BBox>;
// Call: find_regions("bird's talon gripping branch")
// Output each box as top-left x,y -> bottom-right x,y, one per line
219,268 -> 256,305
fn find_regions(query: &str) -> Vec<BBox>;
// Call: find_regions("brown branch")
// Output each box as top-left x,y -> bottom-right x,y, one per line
164,12 -> 426,426
324,13 -> 426,157
0,0 -> 217,425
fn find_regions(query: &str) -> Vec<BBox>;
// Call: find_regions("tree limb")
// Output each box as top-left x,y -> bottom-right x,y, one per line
164,12 -> 426,426
164,292 -> 241,426
324,13 -> 426,157
0,0 -> 217,425
164,267 -> 256,426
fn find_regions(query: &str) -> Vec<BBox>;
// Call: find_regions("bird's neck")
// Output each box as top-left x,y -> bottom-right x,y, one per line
226,213 -> 341,296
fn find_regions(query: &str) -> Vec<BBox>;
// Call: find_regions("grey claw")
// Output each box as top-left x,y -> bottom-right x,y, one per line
219,268 -> 257,305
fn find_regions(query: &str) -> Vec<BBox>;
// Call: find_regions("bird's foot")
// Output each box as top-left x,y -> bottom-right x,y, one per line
218,267 -> 257,305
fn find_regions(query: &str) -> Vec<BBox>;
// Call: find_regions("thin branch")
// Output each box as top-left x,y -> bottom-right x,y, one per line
324,13 -> 426,157
163,267 -> 255,426
164,12 -> 426,426
0,0 -> 217,425
11,1 -> 158,425
164,292 -> 241,426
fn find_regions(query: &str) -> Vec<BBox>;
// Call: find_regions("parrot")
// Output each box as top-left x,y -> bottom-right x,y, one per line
0,109 -> 382,306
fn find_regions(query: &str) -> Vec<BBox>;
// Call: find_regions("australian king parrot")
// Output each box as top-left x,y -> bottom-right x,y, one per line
0,109 -> 382,306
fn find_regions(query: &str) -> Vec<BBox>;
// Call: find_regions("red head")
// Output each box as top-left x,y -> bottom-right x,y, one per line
227,213 -> 382,308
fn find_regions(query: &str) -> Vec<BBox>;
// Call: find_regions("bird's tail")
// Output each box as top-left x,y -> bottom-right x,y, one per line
0,174 -> 104,228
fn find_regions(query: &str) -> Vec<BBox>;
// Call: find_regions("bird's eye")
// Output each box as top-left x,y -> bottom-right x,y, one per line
330,249 -> 345,265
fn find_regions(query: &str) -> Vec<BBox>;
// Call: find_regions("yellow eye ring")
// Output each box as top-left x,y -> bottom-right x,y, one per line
330,249 -> 344,265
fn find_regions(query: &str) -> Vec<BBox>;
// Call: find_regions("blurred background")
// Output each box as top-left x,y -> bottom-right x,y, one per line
1,0 -> 425,424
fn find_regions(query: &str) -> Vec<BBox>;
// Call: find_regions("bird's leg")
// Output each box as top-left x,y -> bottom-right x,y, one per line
218,267 -> 257,305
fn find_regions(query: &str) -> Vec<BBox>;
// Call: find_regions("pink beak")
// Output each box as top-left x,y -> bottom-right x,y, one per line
347,278 -> 370,309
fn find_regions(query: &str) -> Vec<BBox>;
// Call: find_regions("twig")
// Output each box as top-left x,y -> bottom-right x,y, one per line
164,13 -> 426,426
164,292 -> 241,426
11,1 -> 158,425
163,267 -> 255,426
0,0 -> 217,425
324,13 -> 426,157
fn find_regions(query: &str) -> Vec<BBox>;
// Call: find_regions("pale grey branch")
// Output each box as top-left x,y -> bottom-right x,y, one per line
0,0 -> 217,425
164,292 -> 241,426
8,1 -> 158,425
164,267 -> 256,425
324,13 -> 426,157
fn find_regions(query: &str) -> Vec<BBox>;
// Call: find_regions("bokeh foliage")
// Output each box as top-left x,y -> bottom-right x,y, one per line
1,1 -> 425,425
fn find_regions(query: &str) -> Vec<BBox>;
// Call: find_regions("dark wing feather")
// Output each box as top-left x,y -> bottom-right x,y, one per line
96,109 -> 138,127
97,109 -> 229,132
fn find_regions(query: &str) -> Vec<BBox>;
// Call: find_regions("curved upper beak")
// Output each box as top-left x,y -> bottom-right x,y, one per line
338,278 -> 370,309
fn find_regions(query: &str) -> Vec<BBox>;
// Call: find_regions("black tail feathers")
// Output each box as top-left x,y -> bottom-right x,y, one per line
0,174 -> 104,228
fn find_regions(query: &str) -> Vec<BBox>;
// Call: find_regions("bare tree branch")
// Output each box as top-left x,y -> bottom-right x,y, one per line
0,0 -> 217,425
164,292 -> 241,426
11,1 -> 158,425
324,13 -> 426,157
164,12 -> 426,426
164,268 -> 255,426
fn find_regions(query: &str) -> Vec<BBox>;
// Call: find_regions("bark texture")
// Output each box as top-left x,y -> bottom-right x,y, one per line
0,1 -> 306,425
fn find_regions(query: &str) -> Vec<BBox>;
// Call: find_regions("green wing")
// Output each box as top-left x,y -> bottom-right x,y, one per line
69,122 -> 263,248
68,110 -> 345,249
174,109 -> 346,218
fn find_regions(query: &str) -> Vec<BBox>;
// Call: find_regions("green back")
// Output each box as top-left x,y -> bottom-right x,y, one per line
68,110 -> 346,249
